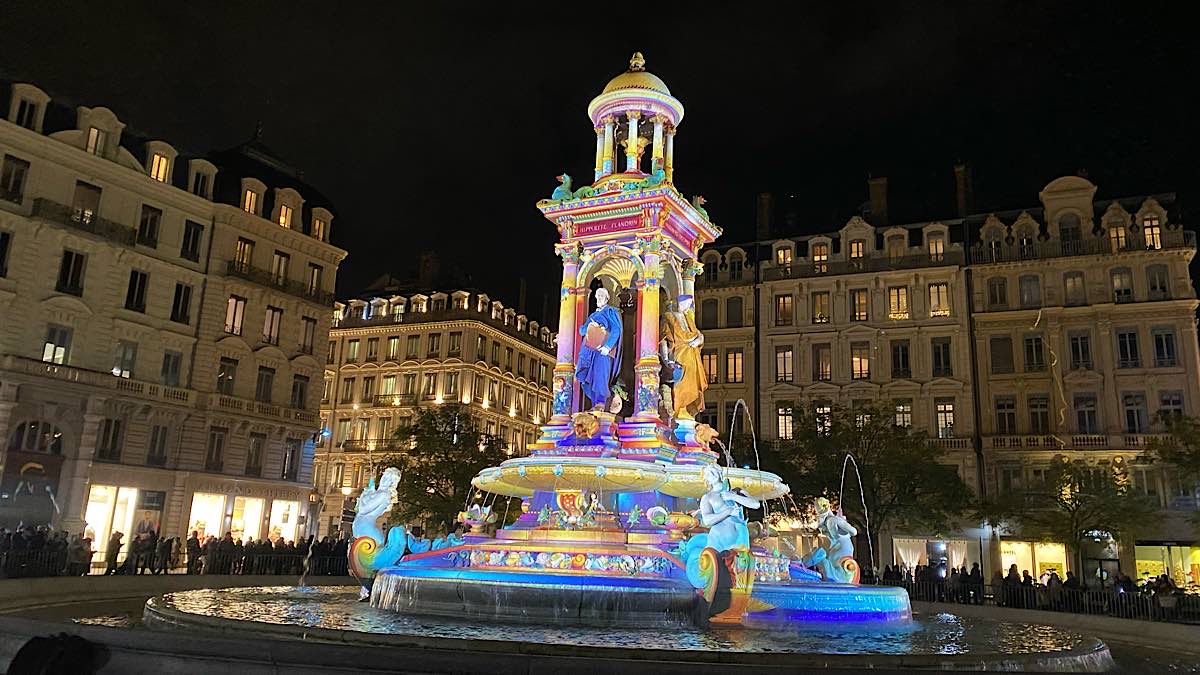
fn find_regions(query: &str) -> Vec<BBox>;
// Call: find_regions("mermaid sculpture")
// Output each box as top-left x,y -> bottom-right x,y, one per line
803,496 -> 860,584
349,467 -> 464,598
679,464 -> 761,623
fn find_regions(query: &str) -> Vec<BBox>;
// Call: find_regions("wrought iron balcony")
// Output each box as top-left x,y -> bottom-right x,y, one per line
32,198 -> 136,246
373,393 -> 416,407
225,260 -> 336,308
971,230 -> 1195,264
764,250 -> 964,281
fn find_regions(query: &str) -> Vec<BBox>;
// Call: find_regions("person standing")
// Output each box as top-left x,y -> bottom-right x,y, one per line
575,287 -> 623,411
103,532 -> 123,575
186,531 -> 201,574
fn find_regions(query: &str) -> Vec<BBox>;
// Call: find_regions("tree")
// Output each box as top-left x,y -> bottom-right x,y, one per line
1147,414 -> 1200,477
375,405 -> 518,534
773,403 -> 973,568
1001,457 -> 1158,577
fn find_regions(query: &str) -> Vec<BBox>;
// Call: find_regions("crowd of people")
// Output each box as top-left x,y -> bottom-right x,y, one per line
876,560 -> 1198,622
0,524 -> 352,579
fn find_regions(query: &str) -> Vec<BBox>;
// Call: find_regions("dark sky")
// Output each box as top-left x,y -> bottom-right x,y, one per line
1,3 -> 1192,322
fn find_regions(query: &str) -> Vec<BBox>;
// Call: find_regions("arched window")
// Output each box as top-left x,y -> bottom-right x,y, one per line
726,297 -> 743,327
1019,275 -> 1041,308
7,420 -> 64,454
703,256 -> 719,283
1064,271 -> 1087,306
987,278 -> 1008,309
700,299 -> 719,329
727,253 -> 744,281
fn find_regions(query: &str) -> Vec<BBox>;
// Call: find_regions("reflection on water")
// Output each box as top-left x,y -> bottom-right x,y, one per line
159,587 -> 1087,656
74,614 -> 137,628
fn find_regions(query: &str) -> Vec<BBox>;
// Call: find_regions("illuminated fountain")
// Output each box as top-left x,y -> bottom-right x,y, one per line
352,53 -> 910,629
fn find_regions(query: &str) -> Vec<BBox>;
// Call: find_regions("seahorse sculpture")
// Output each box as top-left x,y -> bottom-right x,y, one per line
349,468 -> 406,596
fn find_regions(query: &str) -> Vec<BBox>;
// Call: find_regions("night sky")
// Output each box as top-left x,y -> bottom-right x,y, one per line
1,4 -> 1192,323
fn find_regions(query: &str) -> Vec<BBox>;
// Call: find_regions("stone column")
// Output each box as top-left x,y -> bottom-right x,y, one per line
633,234 -> 665,419
650,115 -> 666,173
593,124 -> 605,181
57,396 -> 106,534
551,243 -> 582,421
625,111 -> 641,173
0,388 -> 17,494
601,116 -> 616,177
665,126 -> 676,182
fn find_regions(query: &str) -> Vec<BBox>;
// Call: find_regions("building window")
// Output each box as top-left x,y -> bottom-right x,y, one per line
776,405 -> 794,440
1111,268 -> 1134,303
1069,331 -> 1092,370
725,296 -> 743,327
216,358 -> 237,395
1023,334 -> 1045,372
387,336 -> 400,360
223,296 -> 246,334
14,99 -> 38,129
504,347 -> 513,372
112,340 -> 137,379
894,400 -> 913,428
931,337 -> 952,377
300,317 -> 317,354
935,398 -> 955,438
1142,216 -> 1162,250
313,218 -> 328,241
231,238 -> 255,273
1116,329 -> 1141,368
1075,394 -> 1099,434
1109,225 -> 1127,252
161,350 -> 182,387
1018,275 -> 1041,309
191,171 -> 209,197
703,258 -> 718,283
811,291 -> 830,324
928,234 -> 945,261
70,181 -> 101,225
149,153 -> 170,182
360,337 -> 376,362
340,377 -> 356,403
728,256 -> 743,280
775,346 -> 793,382
1064,272 -> 1086,305
57,250 -> 86,296
255,367 -> 275,403
849,239 -> 865,260
1029,395 -> 1050,434
702,349 -> 719,384
423,373 -> 439,399
812,344 -> 832,382
243,433 -> 264,477
1147,265 -> 1170,300
96,418 -> 123,462
41,325 -> 71,365
990,336 -> 1014,374
134,205 -> 162,248
775,247 -> 793,267
259,306 -> 282,345
850,342 -> 870,380
1059,214 -> 1082,246
774,294 -> 793,326
1123,392 -> 1149,433
429,334 -> 442,358
169,283 -> 192,324
987,278 -> 1007,309
0,230 -> 8,278
447,331 -> 463,356
850,289 -> 868,321
1160,391 -> 1185,420
815,403 -> 832,435
85,127 -> 107,155
179,221 -> 203,262
928,283 -> 951,317
811,242 -> 829,273
345,339 -> 360,363
890,340 -> 910,378
445,371 -> 460,397
291,375 -> 309,409
124,270 -> 148,312
726,348 -> 744,383
699,298 -> 718,329
278,204 -> 293,228
304,264 -> 323,296
887,286 -> 909,320
148,425 -> 169,466
517,353 -> 526,379
206,427 -> 226,472
0,155 -> 29,204
1152,328 -> 1177,367
271,251 -> 290,285
407,335 -> 420,359
995,396 -> 1017,434
242,189 -> 258,214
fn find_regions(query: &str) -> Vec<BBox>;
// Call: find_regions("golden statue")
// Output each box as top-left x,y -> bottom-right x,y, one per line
660,296 -> 707,419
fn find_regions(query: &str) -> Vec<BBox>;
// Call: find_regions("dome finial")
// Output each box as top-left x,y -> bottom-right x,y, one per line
629,52 -> 645,72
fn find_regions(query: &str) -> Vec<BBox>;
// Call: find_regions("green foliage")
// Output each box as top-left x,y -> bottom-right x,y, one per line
1148,414 -> 1200,479
375,405 -> 518,534
771,403 -> 973,565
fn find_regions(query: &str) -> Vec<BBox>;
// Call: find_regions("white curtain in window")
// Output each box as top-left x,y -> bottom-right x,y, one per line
947,540 -> 970,570
893,537 -> 927,567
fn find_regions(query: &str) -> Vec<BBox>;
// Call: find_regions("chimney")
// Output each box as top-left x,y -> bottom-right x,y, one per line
868,176 -> 889,227
756,192 -> 773,240
954,163 -> 974,218
517,278 -> 527,314
417,250 -> 440,288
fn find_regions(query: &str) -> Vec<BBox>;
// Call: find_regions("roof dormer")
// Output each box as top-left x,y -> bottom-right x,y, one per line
311,206 -> 333,242
144,140 -> 178,184
187,159 -> 217,200
272,187 -> 304,229
7,83 -> 50,132
76,106 -> 125,161
240,177 -> 266,216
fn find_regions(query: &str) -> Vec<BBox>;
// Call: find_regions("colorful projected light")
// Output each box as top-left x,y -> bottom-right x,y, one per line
358,53 -> 910,628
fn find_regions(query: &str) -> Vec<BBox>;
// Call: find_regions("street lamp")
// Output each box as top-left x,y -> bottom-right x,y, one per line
340,486 -> 353,496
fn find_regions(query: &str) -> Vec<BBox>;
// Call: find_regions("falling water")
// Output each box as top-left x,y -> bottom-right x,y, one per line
838,454 -> 875,569
723,398 -> 768,521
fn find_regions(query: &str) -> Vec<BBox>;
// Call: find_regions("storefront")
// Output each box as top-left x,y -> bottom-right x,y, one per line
184,478 -> 310,544
1001,539 -> 1069,580
1135,542 -> 1199,587
893,537 -> 980,572
188,492 -> 227,539
231,496 -> 266,542
84,484 -> 166,560
268,499 -> 300,543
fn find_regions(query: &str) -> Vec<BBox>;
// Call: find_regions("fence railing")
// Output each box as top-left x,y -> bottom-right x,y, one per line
0,550 -> 349,579
877,580 -> 1200,624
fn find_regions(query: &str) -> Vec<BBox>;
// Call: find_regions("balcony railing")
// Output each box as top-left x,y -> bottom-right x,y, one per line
764,250 -> 964,281
226,260 -> 336,308
374,393 -> 416,407
985,433 -> 1168,450
342,438 -> 407,453
335,308 -> 554,353
971,230 -> 1196,264
32,198 -> 136,246
208,392 -> 317,425
0,354 -> 195,406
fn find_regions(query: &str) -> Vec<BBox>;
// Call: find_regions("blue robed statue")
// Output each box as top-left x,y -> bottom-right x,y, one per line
576,287 -> 623,410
